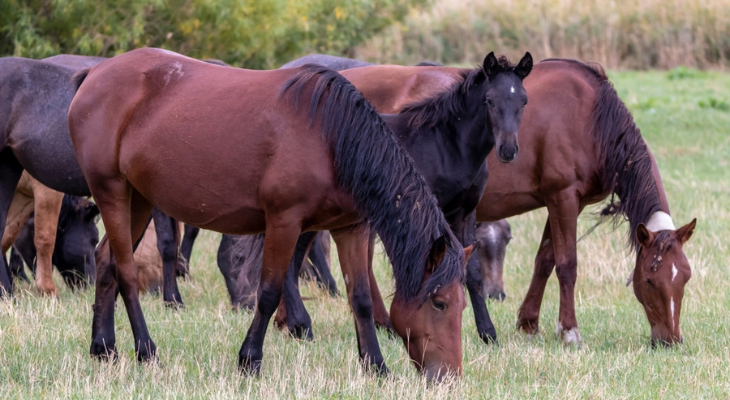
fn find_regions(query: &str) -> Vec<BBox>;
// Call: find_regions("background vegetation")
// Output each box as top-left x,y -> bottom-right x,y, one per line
1,68 -> 728,398
0,0 -> 427,69
357,0 -> 730,69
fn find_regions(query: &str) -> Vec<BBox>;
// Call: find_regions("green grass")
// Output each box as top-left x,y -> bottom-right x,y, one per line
2,70 -> 730,398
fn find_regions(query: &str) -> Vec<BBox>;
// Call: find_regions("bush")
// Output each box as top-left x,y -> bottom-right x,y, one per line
0,0 -> 428,69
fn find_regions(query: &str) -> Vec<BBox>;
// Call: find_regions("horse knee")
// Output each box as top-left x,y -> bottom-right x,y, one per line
555,262 -> 577,284
257,284 -> 282,316
351,288 -> 374,319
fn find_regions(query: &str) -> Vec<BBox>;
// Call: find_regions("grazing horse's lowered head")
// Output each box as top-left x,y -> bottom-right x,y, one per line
475,219 -> 512,300
390,237 -> 474,382
54,196 -> 100,288
631,214 -> 696,347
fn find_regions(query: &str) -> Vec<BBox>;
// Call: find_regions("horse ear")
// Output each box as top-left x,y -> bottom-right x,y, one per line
482,52 -> 499,80
636,223 -> 655,248
675,218 -> 697,244
85,203 -> 100,221
514,52 -> 533,80
462,242 -> 478,266
428,235 -> 448,273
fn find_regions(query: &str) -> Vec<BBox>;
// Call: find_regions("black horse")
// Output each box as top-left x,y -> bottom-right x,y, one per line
10,195 -> 99,288
0,55 -> 183,303
260,52 -> 532,341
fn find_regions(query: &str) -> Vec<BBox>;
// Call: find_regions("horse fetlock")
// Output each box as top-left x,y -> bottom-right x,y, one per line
556,321 -> 582,345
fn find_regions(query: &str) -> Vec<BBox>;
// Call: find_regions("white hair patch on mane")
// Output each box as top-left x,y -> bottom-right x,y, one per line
646,211 -> 675,232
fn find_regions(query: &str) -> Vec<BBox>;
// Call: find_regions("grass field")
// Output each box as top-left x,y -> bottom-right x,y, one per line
1,68 -> 729,399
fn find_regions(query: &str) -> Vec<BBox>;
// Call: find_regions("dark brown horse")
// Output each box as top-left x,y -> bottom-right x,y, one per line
69,48 -> 470,380
474,219 -> 512,301
339,59 -> 696,347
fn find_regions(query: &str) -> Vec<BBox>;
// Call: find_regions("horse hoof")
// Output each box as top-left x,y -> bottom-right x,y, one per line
288,324 -> 314,341
90,340 -> 117,361
478,330 -> 499,345
164,300 -> 185,310
516,318 -> 540,336
556,322 -> 582,346
238,355 -> 262,376
36,284 -> 58,297
136,341 -> 158,363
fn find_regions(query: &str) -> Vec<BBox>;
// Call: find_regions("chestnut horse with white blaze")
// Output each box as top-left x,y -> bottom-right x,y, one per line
337,58 -> 695,347
68,48 -> 470,380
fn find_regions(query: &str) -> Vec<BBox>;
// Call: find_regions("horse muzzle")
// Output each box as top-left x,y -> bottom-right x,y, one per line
498,143 -> 519,163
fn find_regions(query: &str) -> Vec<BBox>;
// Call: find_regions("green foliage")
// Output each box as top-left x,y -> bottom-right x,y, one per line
698,97 -> 730,112
0,0 -> 428,69
667,66 -> 707,80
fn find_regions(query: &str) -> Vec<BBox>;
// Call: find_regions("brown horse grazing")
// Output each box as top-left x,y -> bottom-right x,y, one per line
340,59 -> 696,347
474,220 -> 512,301
69,48 -> 470,380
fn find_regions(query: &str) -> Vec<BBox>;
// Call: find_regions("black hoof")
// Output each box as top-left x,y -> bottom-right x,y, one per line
90,339 -> 118,361
363,358 -> 389,377
238,354 -> 262,376
288,324 -> 314,341
164,299 -> 185,309
478,330 -> 499,345
136,340 -> 158,363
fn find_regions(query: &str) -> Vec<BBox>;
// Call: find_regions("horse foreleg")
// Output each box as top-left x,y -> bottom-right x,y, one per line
278,231 -> 317,340
179,224 -> 199,276
551,204 -> 580,345
367,230 -> 393,333
239,219 -> 301,375
0,154 -> 28,296
30,181 -> 64,295
306,231 -> 339,297
332,225 -> 388,375
517,219 -> 556,336
151,208 -> 183,307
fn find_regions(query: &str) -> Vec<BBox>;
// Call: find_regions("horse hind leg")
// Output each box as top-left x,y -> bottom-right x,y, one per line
0,155 -> 29,296
90,182 -> 156,362
277,231 -> 317,340
517,218 -> 556,336
30,181 -> 64,295
239,215 -> 302,375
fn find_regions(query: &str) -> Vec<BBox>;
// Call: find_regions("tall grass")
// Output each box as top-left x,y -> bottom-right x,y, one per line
356,0 -> 730,69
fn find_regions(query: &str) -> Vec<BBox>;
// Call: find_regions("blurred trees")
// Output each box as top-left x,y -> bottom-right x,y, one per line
0,0 -> 428,68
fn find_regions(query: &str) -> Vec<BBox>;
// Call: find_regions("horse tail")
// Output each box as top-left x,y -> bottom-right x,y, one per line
589,66 -> 662,252
72,68 -> 91,92
279,65 -> 462,301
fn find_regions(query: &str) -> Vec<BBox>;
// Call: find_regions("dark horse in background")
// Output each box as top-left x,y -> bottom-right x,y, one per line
69,48 -> 472,380
9,194 -> 99,288
217,231 -> 336,310
338,58 -> 696,346
0,55 -> 189,304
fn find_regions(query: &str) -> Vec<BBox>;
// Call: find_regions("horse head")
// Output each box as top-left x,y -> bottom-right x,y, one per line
481,51 -> 532,163
389,237 -> 473,382
631,214 -> 696,347
54,196 -> 100,288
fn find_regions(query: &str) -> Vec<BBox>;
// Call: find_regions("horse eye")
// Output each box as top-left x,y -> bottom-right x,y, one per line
431,299 -> 446,311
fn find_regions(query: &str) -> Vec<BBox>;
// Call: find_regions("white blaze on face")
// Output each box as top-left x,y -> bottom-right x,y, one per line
672,263 -> 678,282
670,297 -> 675,330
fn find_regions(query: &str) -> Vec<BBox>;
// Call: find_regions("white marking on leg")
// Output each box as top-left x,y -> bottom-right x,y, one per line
672,263 -> 678,282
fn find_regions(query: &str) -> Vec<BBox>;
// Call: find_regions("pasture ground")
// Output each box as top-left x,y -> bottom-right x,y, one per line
1,69 -> 729,399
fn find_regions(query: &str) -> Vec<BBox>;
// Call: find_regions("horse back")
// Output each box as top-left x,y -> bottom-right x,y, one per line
69,48 -> 355,234
478,60 -> 607,220
341,65 -> 462,113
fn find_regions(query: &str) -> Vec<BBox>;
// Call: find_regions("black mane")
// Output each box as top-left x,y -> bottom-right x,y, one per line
280,64 -> 464,302
400,56 -> 517,130
547,59 -> 664,252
